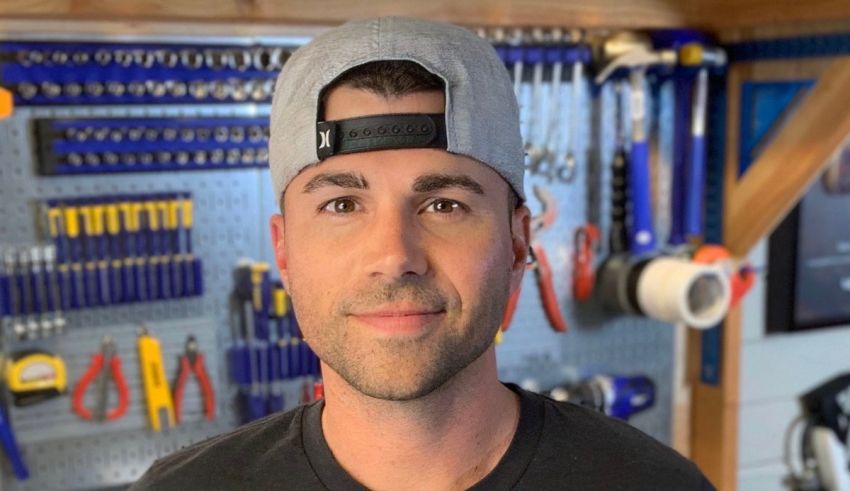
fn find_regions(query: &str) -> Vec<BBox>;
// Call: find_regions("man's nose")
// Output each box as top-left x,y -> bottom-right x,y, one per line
364,208 -> 429,279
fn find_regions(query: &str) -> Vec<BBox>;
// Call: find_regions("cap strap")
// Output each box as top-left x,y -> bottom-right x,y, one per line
316,113 -> 447,160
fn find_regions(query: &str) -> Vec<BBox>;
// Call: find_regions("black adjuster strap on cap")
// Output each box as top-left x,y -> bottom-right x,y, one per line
316,113 -> 447,160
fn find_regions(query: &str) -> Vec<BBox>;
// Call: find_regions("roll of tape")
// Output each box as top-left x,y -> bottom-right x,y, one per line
636,256 -> 730,328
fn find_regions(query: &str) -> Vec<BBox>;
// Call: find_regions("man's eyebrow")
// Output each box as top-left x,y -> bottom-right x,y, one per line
412,174 -> 485,195
302,172 -> 370,193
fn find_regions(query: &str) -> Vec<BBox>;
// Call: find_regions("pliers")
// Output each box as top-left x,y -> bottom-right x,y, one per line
173,335 -> 215,424
72,336 -> 130,422
500,185 -> 568,333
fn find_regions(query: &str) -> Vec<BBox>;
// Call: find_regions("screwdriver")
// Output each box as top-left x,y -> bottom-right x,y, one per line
137,326 -> 175,432
42,245 -> 65,336
105,202 -> 123,303
167,197 -> 183,297
144,200 -> 163,300
63,204 -> 85,309
47,204 -> 71,311
250,262 -> 271,419
79,204 -> 99,306
268,285 -> 287,412
156,198 -> 172,299
119,200 -> 137,302
18,248 -> 39,340
90,204 -> 111,306
3,249 -> 25,340
180,194 -> 199,296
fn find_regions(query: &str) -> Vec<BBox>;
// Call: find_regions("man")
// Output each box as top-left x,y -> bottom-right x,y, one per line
134,17 -> 714,490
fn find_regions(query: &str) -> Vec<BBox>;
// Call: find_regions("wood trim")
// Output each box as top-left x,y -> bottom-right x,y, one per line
0,0 -> 694,30
725,56 -> 850,257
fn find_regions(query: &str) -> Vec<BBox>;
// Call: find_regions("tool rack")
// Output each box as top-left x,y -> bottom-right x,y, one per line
0,30 -> 688,490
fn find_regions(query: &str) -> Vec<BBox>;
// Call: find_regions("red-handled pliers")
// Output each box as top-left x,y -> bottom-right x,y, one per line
72,336 -> 130,422
173,335 -> 215,424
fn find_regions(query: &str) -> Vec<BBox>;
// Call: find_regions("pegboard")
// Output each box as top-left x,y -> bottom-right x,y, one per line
1,31 -> 691,490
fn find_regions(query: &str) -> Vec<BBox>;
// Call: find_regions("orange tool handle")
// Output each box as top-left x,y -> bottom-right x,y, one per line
71,354 -> 130,421
72,354 -> 104,420
572,225 -> 600,302
173,355 -> 216,424
532,244 -> 568,332
106,356 -> 130,421
499,286 -> 522,333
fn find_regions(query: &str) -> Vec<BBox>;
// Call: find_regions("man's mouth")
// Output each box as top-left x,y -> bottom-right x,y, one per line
348,306 -> 446,335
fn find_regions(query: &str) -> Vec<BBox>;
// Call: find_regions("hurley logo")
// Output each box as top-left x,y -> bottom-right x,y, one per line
318,129 -> 331,149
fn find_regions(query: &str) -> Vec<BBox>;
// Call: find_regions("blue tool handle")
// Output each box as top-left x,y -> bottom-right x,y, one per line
170,259 -> 182,298
628,140 -> 656,255
241,391 -> 266,423
289,339 -> 301,378
254,312 -> 270,341
0,275 -> 10,316
277,339 -> 290,380
685,134 -> 706,239
267,391 -> 284,414
255,340 -> 270,385
300,342 -> 311,377
229,343 -> 251,385
0,405 -> 30,480
122,261 -> 136,303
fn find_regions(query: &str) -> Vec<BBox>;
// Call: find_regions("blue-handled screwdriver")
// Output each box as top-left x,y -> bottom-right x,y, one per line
0,400 -> 29,480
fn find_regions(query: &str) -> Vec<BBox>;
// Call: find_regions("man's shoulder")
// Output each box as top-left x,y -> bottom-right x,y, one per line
130,403 -> 315,490
520,389 -> 714,490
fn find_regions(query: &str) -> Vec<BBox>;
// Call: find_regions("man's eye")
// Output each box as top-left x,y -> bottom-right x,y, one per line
321,198 -> 358,213
426,199 -> 464,214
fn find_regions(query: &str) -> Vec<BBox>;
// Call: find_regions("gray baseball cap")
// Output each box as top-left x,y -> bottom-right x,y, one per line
268,16 -> 525,203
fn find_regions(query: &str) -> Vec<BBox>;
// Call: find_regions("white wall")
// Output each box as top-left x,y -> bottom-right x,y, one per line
737,239 -> 850,490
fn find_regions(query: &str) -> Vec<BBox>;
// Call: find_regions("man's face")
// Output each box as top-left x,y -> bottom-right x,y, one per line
271,86 -> 528,401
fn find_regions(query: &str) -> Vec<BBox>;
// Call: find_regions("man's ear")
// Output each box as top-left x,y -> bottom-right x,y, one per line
269,213 -> 290,289
509,204 -> 531,293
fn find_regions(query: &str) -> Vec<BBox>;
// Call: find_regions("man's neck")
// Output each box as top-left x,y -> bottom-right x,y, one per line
320,348 -> 520,491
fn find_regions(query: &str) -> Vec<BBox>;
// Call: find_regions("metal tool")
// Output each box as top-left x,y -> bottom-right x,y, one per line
173,335 -> 215,424
137,326 -> 175,432
17,248 -> 39,340
72,336 -> 130,422
3,249 -> 26,340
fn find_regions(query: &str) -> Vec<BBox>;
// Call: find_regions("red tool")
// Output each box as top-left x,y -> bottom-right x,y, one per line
693,244 -> 756,309
72,336 -> 130,422
572,224 -> 601,302
173,335 -> 215,424
500,185 -> 568,333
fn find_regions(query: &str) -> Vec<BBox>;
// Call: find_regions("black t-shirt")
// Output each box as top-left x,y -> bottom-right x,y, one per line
132,384 -> 715,490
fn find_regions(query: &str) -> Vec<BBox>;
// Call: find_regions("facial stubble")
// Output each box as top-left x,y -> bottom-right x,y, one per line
287,267 -> 511,402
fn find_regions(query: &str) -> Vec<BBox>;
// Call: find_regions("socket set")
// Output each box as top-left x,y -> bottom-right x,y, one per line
0,41 -> 291,105
35,117 -> 270,175
0,244 -> 67,340
19,192 -> 206,316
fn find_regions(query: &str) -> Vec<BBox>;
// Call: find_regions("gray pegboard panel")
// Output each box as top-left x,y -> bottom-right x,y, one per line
496,74 -> 678,445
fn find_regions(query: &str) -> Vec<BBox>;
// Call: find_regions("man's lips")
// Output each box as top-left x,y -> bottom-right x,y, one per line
348,308 -> 445,334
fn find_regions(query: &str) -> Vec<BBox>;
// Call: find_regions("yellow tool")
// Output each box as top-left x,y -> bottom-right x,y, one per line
137,326 -> 175,432
272,287 -> 288,318
4,351 -> 67,407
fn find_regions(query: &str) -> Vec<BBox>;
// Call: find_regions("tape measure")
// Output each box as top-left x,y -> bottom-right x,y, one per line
4,351 -> 67,406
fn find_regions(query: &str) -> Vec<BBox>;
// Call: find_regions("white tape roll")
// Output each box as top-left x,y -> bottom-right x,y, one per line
636,256 -> 731,329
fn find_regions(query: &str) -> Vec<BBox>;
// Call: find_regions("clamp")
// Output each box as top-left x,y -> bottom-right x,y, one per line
71,336 -> 129,422
173,335 -> 215,424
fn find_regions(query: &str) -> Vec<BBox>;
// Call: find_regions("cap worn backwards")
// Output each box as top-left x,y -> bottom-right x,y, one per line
268,16 -> 525,203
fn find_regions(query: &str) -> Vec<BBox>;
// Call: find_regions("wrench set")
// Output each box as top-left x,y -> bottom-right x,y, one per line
2,193 -> 205,326
0,42 -> 291,105
35,117 -> 270,175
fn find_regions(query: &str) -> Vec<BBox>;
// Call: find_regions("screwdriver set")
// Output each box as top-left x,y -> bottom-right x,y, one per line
35,116 -> 270,175
230,261 -> 320,423
0,244 -> 68,340
0,41 -> 292,105
32,192 -> 203,314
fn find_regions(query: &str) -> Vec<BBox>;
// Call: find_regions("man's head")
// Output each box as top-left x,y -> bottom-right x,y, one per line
268,17 -> 529,401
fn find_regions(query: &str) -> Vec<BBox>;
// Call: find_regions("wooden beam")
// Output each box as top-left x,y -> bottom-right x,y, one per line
0,0 -> 694,30
725,56 -> 850,257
